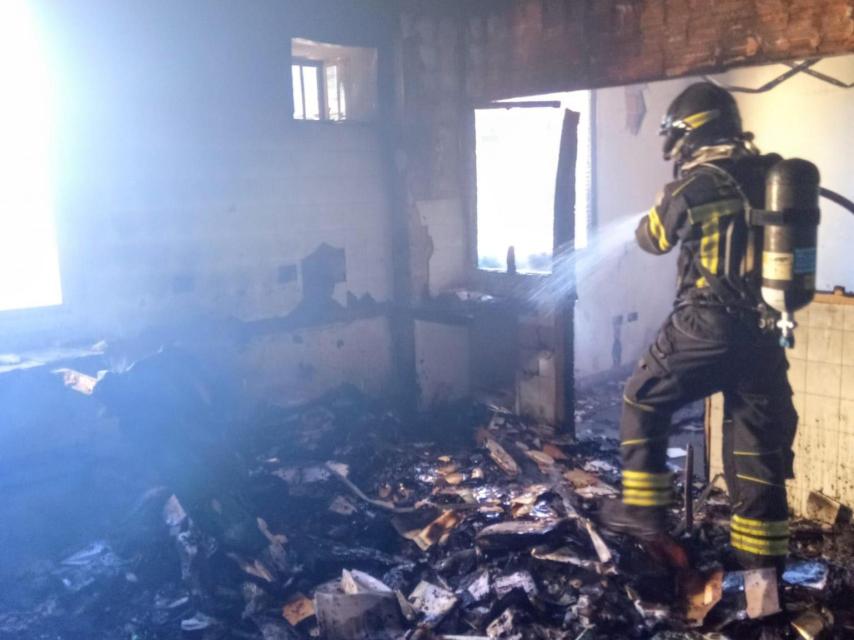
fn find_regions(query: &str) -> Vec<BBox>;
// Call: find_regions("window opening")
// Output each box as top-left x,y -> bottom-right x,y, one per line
291,38 -> 376,122
475,90 -> 594,274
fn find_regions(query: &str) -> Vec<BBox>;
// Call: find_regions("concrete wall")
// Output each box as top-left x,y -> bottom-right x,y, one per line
575,79 -> 690,379
414,319 -> 471,407
0,0 -> 399,576
0,0 -> 397,401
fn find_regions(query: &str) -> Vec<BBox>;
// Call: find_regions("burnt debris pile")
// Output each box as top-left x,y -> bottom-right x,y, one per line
1,381 -> 853,640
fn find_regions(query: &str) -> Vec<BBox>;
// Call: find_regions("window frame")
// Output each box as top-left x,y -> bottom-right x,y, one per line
471,100 -> 562,277
466,93 -> 596,291
324,63 -> 343,121
291,57 -> 326,121
288,38 -> 379,126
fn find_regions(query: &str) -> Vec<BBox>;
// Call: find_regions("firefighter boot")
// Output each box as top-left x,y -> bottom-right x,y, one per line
598,498 -> 667,540
734,550 -> 787,577
599,499 -> 691,570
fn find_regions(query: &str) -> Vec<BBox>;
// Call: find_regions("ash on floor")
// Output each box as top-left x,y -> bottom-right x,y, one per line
0,382 -> 851,640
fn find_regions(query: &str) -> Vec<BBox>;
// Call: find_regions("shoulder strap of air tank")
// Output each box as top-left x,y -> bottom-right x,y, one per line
692,163 -> 759,308
694,162 -> 752,206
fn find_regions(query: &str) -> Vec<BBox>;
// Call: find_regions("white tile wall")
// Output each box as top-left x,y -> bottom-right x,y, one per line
807,326 -> 843,364
842,365 -> 854,401
842,326 -> 854,358
810,302 -> 845,330
805,361 -> 842,397
708,294 -> 854,515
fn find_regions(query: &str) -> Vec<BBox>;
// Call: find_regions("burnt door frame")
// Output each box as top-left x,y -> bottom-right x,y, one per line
465,102 -> 580,434
553,109 -> 579,433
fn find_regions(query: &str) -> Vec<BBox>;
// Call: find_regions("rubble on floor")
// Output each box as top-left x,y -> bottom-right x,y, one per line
1,381 -> 853,640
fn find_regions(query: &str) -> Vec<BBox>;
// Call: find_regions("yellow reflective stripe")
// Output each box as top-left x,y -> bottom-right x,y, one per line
621,437 -> 650,446
731,532 -> 789,556
624,493 -> 673,507
682,109 -> 719,129
623,470 -> 671,480
732,515 -> 790,536
623,486 -> 671,496
623,395 -> 656,413
647,207 -> 671,252
733,449 -> 782,457
731,538 -> 788,556
736,473 -> 786,489
624,499 -> 671,507
699,217 -> 720,277
623,476 -> 672,490
732,514 -> 788,528
692,198 -> 742,290
687,198 -> 743,224
731,527 -> 790,543
623,487 -> 671,498
732,522 -> 790,539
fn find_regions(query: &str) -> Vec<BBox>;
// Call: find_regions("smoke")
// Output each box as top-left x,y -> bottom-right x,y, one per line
527,212 -> 643,305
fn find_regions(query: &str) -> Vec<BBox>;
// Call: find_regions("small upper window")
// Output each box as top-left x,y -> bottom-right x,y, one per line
291,38 -> 377,123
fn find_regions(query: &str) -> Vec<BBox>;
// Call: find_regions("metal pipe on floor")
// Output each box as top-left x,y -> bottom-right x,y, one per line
684,443 -> 694,535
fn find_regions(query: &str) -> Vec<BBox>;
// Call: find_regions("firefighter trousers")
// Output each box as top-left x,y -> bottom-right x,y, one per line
619,303 -> 798,567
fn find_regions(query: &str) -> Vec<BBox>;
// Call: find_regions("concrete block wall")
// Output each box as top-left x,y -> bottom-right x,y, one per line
242,317 -> 394,406
397,11 -> 471,303
52,124 -> 393,334
0,0 -> 398,402
415,198 -> 470,298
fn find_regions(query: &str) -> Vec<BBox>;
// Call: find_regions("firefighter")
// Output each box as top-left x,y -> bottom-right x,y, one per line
599,82 -> 798,575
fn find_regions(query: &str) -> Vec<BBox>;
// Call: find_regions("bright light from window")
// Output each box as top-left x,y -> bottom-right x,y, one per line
0,0 -> 62,312
476,106 -> 564,273
291,38 -> 377,122
476,91 -> 594,274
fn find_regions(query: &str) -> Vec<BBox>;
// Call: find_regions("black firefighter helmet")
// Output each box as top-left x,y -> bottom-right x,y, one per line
660,82 -> 743,161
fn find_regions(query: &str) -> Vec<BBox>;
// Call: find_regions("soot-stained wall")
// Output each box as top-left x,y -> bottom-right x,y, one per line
397,0 -> 854,388
0,0 -> 400,575
1,0 -> 398,401
575,79 -> 691,380
465,0 -> 854,101
397,0 -> 854,301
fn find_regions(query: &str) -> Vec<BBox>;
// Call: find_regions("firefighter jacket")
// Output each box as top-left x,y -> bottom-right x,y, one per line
635,152 -> 783,304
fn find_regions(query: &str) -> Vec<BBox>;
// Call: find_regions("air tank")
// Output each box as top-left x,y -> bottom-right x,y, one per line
761,159 -> 820,347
